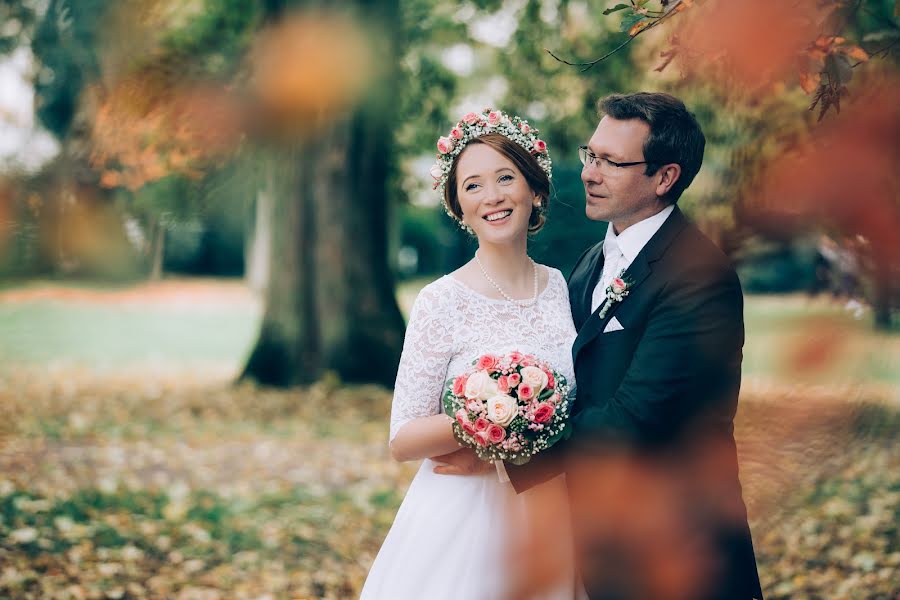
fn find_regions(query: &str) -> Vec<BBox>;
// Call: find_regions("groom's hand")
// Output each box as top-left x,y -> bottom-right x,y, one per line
432,447 -> 493,476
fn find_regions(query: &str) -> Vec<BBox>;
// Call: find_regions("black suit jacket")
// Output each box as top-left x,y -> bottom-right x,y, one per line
509,207 -> 763,600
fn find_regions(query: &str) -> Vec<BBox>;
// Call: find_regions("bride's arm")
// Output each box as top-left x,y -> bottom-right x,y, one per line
388,282 -> 461,463
389,414 -> 460,462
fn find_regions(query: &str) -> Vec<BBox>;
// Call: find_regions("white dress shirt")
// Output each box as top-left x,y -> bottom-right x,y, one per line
590,204 -> 675,313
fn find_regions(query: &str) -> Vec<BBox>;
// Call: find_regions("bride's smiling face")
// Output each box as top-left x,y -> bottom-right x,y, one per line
454,143 -> 539,244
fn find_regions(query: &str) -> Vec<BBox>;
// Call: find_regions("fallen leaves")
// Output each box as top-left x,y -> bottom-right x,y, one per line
0,365 -> 897,598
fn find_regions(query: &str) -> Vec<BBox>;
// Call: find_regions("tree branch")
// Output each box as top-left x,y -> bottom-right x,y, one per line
850,36 -> 900,67
546,36 -> 635,71
546,0 -> 686,72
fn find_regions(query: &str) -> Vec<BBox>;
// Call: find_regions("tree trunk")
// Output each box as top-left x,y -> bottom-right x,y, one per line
241,0 -> 405,387
314,114 -> 406,384
149,217 -> 165,280
245,165 -> 273,293
872,259 -> 894,331
241,148 -> 321,385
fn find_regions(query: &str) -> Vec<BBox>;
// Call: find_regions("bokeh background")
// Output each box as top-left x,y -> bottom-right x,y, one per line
0,0 -> 898,598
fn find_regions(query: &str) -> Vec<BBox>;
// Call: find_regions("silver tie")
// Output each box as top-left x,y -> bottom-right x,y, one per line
591,238 -> 624,313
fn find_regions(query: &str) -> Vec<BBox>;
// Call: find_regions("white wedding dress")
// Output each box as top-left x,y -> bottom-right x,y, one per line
361,267 -> 580,600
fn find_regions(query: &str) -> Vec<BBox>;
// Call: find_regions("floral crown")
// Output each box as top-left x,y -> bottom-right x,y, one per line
430,108 -> 552,208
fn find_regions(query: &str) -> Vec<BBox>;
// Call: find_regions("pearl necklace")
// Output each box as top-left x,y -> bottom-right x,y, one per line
474,251 -> 539,307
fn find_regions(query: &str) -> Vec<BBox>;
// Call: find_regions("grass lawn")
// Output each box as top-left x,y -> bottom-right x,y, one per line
0,279 -> 261,372
3,276 -> 895,390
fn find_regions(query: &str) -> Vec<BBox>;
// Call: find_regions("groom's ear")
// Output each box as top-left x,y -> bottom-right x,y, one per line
655,163 -> 681,198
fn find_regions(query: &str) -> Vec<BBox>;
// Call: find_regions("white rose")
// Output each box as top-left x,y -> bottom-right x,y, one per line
430,163 -> 443,180
486,393 -> 518,427
520,366 -> 549,394
464,371 -> 498,400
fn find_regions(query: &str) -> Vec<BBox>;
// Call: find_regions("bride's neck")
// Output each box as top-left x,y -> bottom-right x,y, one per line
475,241 -> 533,284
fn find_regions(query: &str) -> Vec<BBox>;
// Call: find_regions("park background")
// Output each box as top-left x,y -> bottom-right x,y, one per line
0,0 -> 898,598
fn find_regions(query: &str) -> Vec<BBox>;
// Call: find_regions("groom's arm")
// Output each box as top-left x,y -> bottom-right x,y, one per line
504,439 -> 570,493
573,263 -> 744,445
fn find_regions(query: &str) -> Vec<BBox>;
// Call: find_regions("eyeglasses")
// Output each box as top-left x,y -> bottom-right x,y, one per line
578,146 -> 654,175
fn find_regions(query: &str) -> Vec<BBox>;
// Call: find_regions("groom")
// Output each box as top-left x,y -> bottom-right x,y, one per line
531,92 -> 763,600
437,92 -> 763,600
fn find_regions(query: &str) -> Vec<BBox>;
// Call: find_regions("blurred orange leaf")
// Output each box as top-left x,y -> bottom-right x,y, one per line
251,12 -> 375,133
839,45 -> 869,62
100,171 -> 121,188
799,72 -> 821,94
670,0 -> 825,93
629,19 -> 650,37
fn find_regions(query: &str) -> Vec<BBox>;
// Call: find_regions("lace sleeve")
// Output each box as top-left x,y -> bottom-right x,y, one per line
389,280 -> 458,442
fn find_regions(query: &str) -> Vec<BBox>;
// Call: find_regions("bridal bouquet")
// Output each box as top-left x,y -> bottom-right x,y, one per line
443,351 -> 572,465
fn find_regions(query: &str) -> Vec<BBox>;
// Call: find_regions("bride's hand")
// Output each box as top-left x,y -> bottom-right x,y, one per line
432,447 -> 493,476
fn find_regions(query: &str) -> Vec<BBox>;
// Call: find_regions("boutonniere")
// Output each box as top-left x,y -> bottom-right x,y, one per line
598,270 -> 632,319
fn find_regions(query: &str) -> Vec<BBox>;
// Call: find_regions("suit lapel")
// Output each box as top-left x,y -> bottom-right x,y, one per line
572,207 -> 688,360
572,255 -> 651,358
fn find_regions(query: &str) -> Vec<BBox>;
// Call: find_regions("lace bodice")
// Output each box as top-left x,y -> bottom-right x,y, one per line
389,267 -> 578,441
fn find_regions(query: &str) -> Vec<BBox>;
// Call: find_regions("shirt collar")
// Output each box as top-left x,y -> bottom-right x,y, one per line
605,204 -> 675,263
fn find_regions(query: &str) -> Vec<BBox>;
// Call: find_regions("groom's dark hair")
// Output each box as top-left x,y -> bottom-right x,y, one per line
598,92 -> 705,204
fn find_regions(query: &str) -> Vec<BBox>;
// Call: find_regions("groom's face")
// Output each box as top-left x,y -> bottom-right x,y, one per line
581,116 -> 666,233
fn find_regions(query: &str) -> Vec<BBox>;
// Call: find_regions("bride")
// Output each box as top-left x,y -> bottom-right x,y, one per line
361,110 -> 580,599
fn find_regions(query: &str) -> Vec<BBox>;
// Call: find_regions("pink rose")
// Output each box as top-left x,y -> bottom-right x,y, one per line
532,139 -> 547,154
507,373 -> 521,388
474,417 -> 490,432
429,163 -> 443,180
474,431 -> 490,446
518,384 -> 535,400
487,424 -> 506,444
533,402 -> 555,424
452,374 -> 468,396
450,126 -> 463,140
437,136 -> 454,154
497,375 -> 510,394
520,356 -> 536,367
477,354 -> 499,371
455,409 -> 469,428
611,277 -> 627,294
462,112 -> 478,124
462,420 -> 477,436
543,369 -> 555,389
487,111 -> 501,125
508,351 -> 524,363
520,122 -> 531,134
548,392 -> 561,405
